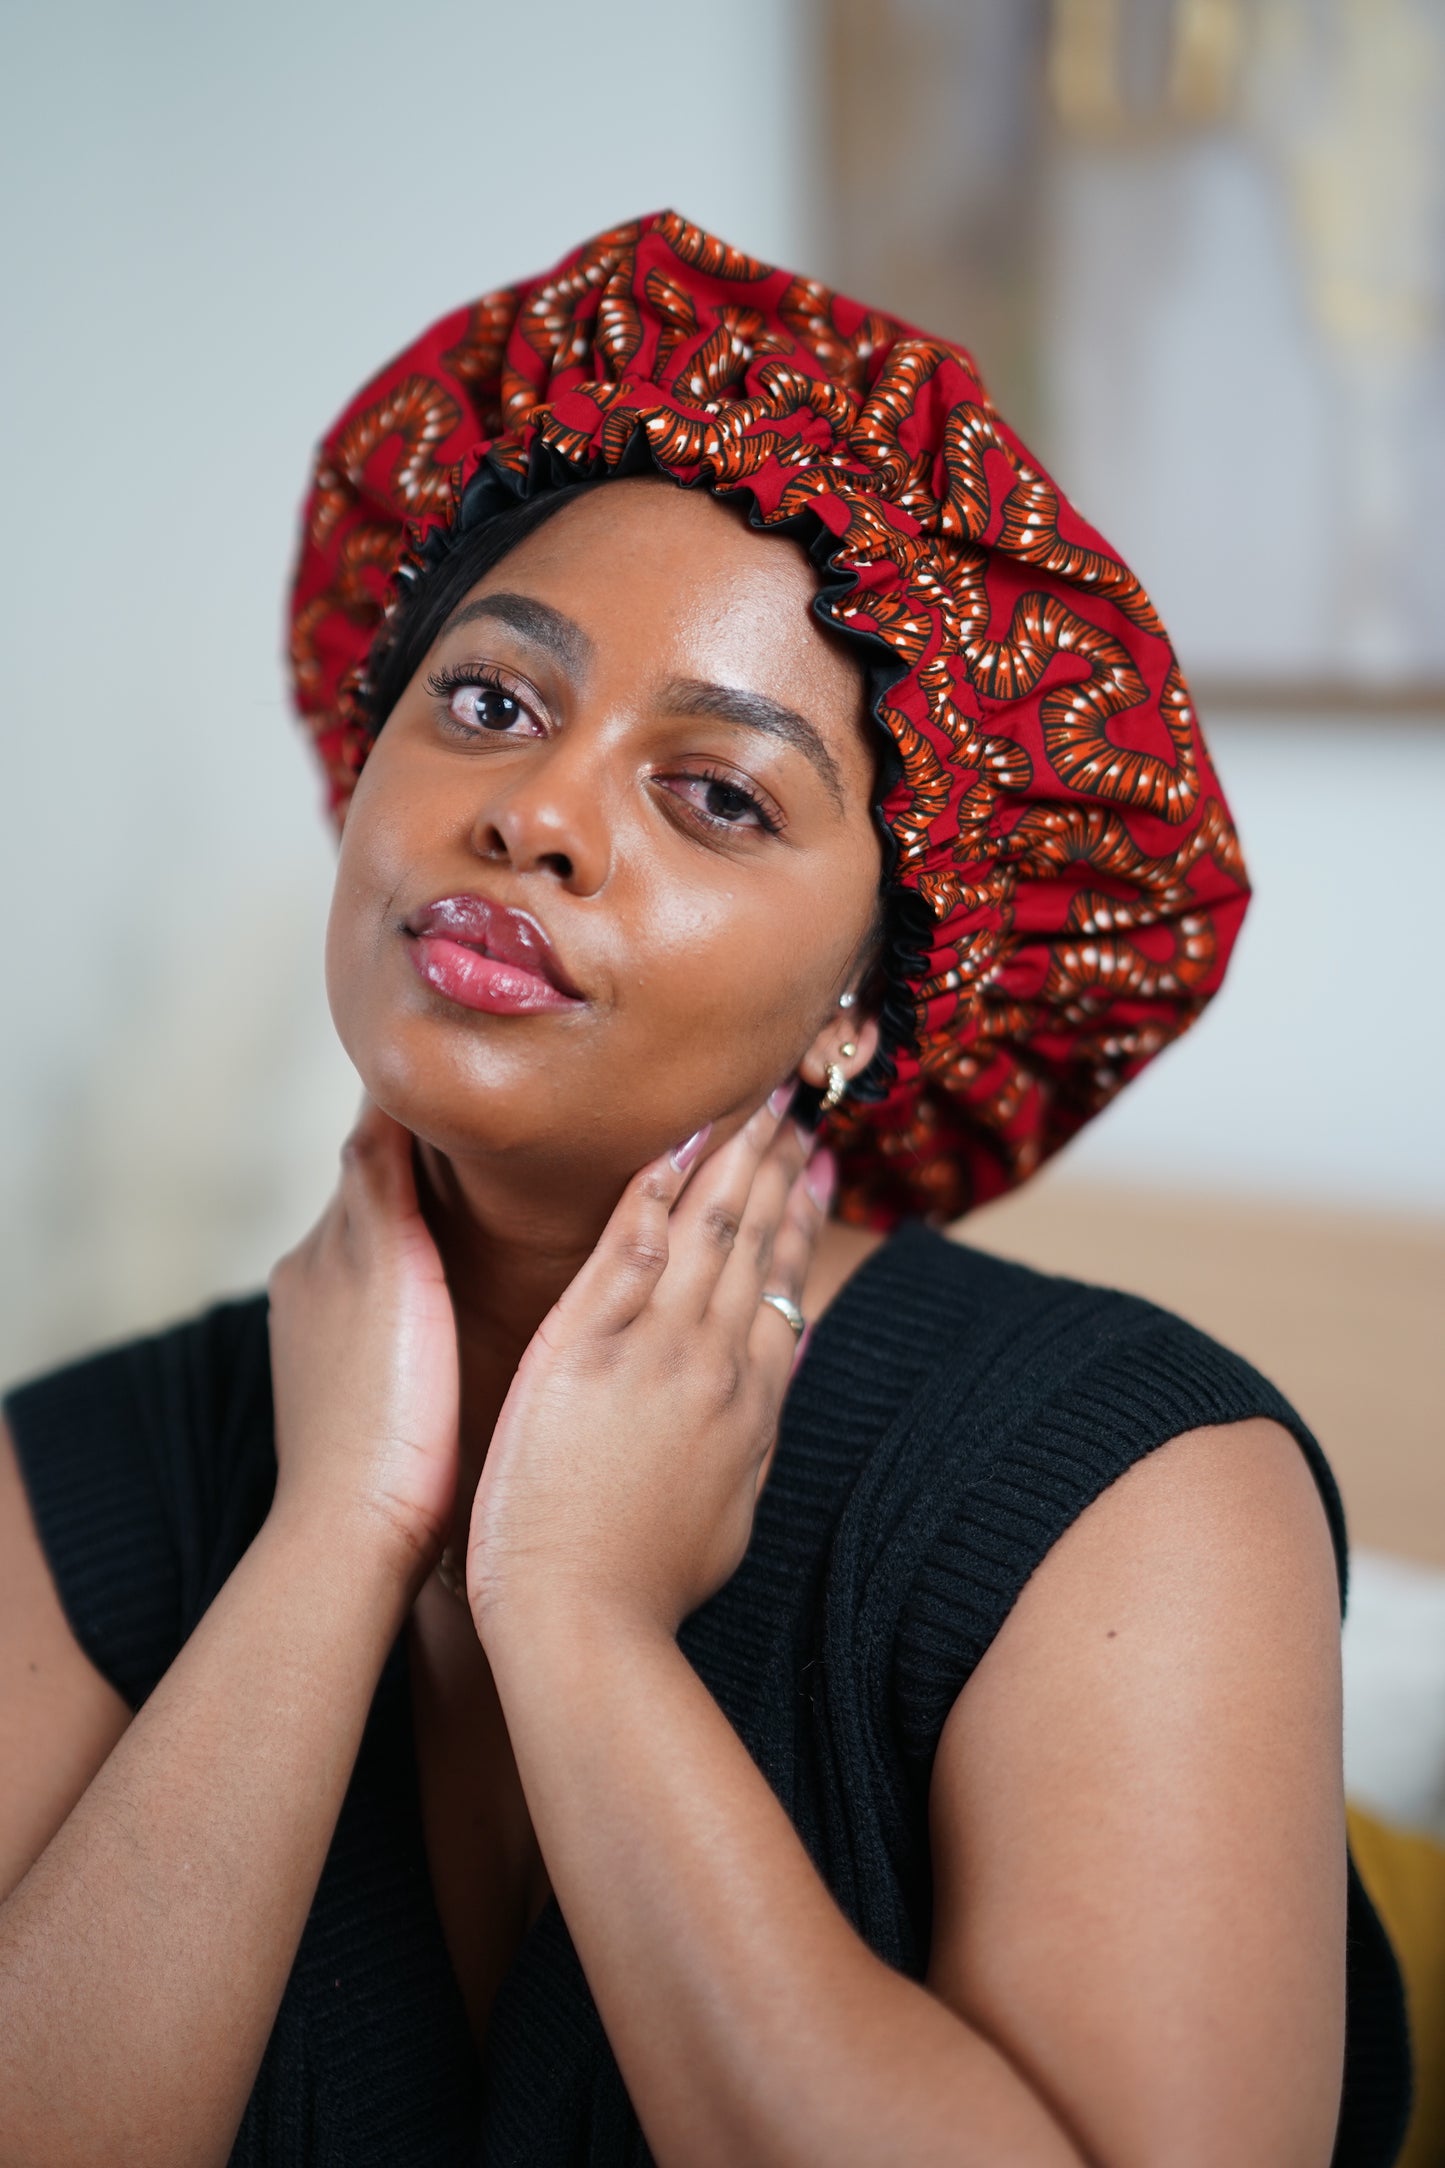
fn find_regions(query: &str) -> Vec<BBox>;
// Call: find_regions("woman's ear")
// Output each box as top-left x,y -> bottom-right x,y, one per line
797,1004 -> 881,1096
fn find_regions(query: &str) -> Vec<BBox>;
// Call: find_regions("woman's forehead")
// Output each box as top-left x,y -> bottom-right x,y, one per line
457,480 -> 865,726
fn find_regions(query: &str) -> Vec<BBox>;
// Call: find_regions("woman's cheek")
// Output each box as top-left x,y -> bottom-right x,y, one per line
650,913 -> 823,1092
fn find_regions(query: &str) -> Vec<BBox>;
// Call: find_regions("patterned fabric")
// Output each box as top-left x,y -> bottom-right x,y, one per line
289,210 -> 1249,1228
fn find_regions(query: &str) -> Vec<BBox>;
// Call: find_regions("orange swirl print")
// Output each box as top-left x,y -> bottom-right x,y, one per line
656,211 -> 773,283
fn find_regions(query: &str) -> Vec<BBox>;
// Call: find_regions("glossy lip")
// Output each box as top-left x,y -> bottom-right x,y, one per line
403,893 -> 586,1006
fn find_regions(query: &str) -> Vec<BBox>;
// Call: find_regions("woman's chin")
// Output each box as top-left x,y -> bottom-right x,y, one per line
337,1054 -> 628,1181
334,1006 -> 767,1188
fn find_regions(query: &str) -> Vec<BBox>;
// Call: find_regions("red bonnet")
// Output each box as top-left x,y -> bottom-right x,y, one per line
289,210 -> 1248,1228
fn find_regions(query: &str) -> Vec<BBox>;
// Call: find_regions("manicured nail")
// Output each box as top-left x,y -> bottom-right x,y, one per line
767,1080 -> 797,1120
805,1148 -> 836,1210
670,1123 -> 712,1173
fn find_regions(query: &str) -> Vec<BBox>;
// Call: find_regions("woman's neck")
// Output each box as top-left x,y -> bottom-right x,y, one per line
414,1138 -> 889,1562
416,1141 -> 616,1551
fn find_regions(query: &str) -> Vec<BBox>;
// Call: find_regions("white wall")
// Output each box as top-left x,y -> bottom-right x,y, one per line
0,0 -> 811,1381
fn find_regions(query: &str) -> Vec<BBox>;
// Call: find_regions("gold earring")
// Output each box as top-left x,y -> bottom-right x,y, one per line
820,1062 -> 848,1114
839,1039 -> 858,1061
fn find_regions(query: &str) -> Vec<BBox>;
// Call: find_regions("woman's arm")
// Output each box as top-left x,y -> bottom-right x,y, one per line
484,1416 -> 1344,2168
0,1487 -> 417,2167
0,1422 -> 131,1897
925,1414 -> 1346,2168
0,1106 -> 462,2168
467,1103 -> 1346,2168
486,1594 -> 1088,2167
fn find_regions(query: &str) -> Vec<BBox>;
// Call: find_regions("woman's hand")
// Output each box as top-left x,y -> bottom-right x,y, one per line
466,1095 -> 834,1642
266,1099 -> 460,1575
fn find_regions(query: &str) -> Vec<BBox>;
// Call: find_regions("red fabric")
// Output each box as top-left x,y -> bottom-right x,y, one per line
289,210 -> 1249,1227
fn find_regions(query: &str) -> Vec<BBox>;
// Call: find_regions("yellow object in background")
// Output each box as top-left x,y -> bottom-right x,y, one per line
1349,1806 -> 1445,2165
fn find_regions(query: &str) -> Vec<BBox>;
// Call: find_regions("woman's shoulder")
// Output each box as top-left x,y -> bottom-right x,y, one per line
2,1293 -> 275,1707
3,1290 -> 275,1524
839,1217 -> 1329,1472
825,1224 -> 1348,1763
818,1219 -> 1348,1702
5,1289 -> 271,1426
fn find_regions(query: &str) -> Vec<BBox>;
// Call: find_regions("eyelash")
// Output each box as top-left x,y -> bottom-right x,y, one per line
667,764 -> 782,837
422,661 -> 783,838
425,659 -> 534,728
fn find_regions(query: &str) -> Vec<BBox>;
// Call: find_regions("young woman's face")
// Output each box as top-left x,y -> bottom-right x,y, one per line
326,478 -> 884,1181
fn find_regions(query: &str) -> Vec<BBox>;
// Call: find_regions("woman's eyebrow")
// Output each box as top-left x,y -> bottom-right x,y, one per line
662,676 -> 844,809
438,591 -> 593,676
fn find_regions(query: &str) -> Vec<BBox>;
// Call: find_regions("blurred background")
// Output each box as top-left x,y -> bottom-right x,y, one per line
3,0 -> 1442,1887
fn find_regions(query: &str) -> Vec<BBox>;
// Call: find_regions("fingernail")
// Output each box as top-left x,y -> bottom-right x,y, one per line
767,1080 -> 797,1120
805,1148 -> 836,1210
670,1123 -> 712,1173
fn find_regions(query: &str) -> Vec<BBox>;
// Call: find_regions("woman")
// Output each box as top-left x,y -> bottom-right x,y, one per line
0,213 -> 1410,2165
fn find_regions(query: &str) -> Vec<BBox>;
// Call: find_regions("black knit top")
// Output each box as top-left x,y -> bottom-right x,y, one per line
4,1223 -> 1411,2166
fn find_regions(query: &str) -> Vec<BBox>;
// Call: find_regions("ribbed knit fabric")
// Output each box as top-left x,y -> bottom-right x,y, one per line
5,1223 -> 1411,2166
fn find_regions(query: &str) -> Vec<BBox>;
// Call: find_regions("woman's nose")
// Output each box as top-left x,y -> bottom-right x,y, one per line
469,749 -> 612,895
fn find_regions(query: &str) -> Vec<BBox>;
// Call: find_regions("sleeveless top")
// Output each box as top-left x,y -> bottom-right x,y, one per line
4,1223 -> 1412,2166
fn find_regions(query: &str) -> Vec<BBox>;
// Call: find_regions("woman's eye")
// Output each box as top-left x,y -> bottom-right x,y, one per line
424,664 -> 544,738
665,774 -> 777,833
446,683 -> 537,734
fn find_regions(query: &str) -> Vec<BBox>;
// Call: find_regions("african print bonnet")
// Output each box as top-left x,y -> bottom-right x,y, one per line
290,211 -> 1249,1229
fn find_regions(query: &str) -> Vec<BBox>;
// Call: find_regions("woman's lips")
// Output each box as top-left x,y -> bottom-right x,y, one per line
404,894 -> 585,1016
409,937 -> 580,1014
